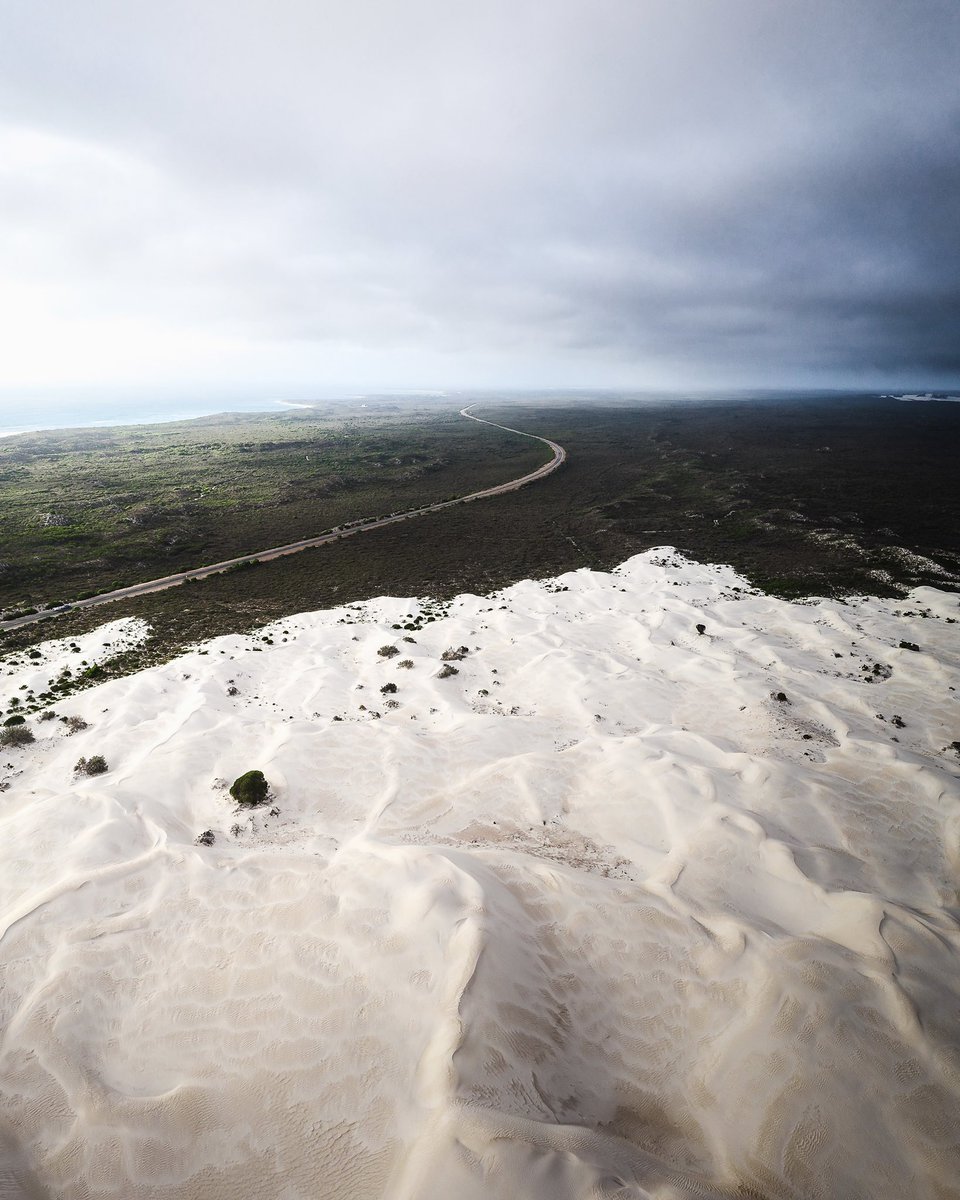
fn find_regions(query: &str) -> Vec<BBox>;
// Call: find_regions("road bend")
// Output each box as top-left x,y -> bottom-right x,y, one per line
1,406 -> 566,633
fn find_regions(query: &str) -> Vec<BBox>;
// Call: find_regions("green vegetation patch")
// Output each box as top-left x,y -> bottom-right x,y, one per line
230,770 -> 269,807
1,396 -> 957,694
0,403 -> 547,613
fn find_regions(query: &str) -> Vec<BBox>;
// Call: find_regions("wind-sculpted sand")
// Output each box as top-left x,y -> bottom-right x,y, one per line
0,550 -> 958,1198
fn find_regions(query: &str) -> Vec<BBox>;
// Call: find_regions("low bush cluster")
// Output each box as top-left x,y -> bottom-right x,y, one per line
74,754 -> 108,775
1,725 -> 34,748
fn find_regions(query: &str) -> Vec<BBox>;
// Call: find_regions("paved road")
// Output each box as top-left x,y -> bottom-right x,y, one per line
0,406 -> 566,633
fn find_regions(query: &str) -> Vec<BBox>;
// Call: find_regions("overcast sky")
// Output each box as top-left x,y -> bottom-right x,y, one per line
1,0 -> 959,406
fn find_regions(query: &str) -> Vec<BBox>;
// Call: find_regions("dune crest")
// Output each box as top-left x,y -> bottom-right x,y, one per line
1,550 -> 958,1198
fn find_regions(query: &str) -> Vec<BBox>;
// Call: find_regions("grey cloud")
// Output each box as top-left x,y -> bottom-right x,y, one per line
0,0 -> 958,397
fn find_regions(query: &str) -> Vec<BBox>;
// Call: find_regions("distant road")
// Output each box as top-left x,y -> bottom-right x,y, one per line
0,406 -> 566,633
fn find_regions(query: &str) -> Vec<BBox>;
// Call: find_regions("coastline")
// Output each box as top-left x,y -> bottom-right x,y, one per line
0,398 -> 296,438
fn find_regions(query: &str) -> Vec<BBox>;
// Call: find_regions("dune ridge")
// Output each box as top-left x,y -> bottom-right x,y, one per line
0,549 -> 958,1198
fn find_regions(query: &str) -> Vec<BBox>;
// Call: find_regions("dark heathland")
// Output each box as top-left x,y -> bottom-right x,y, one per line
1,396 -> 957,687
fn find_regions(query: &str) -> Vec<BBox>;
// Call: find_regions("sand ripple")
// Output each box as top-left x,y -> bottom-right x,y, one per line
0,551 -> 958,1197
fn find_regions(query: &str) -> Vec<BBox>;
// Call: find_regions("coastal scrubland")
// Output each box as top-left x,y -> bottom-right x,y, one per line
1,395 -> 958,683
1,401 -> 958,1196
0,402 -> 547,609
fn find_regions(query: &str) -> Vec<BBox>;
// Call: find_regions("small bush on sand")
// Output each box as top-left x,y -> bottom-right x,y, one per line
378,645 -> 399,658
437,664 -> 459,679
441,646 -> 470,662
230,769 -> 269,807
75,754 -> 108,775
62,715 -> 90,734
1,725 -> 34,748
380,682 -> 398,695
3,715 -> 26,727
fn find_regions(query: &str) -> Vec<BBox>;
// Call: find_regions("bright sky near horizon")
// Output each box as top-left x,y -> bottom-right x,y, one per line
1,1 -> 959,411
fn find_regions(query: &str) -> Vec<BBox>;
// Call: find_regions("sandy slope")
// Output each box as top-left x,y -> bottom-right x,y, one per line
0,550 -> 958,1199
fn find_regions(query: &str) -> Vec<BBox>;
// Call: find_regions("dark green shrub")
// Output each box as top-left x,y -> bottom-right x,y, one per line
3,715 -> 26,727
230,770 -> 269,806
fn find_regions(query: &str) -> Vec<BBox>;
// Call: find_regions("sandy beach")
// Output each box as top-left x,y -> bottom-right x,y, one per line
0,549 -> 958,1198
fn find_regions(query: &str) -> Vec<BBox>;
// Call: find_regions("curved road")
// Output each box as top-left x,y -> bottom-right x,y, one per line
0,406 -> 566,633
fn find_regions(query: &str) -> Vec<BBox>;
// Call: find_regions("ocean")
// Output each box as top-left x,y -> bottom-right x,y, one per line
0,396 -> 294,438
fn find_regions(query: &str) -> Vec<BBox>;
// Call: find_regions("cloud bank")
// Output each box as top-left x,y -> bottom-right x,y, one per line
1,0 -> 958,400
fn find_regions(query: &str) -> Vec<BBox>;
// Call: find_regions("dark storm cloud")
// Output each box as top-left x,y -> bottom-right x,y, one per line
1,0 -> 958,394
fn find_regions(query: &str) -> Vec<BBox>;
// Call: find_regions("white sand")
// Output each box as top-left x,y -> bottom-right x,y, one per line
0,550 -> 958,1199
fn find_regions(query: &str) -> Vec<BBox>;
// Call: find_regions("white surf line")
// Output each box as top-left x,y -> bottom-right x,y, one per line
1,407 -> 566,632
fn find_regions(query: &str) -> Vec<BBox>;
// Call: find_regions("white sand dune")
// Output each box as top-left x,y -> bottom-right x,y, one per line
0,550 -> 958,1199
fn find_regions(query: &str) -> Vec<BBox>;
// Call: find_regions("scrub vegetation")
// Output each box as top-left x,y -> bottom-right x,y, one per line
0,401 -> 546,614
1,396 -> 957,694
